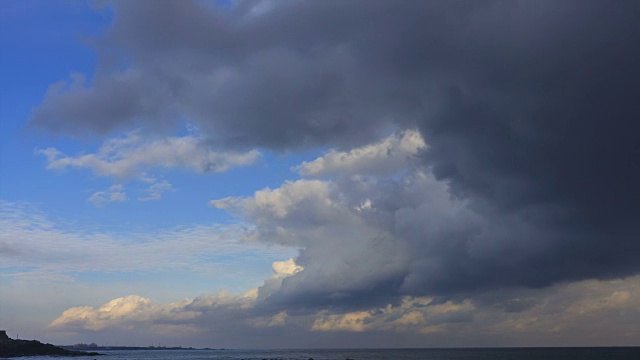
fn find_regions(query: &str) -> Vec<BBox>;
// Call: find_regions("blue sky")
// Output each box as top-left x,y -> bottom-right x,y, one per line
0,1 -> 300,339
1,0 -> 640,349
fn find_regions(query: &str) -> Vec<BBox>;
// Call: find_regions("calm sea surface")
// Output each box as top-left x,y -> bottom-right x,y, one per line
9,348 -> 640,360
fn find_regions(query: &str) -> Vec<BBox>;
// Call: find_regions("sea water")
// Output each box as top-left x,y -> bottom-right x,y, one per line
8,347 -> 640,360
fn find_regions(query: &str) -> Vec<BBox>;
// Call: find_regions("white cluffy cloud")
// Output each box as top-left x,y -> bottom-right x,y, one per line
87,178 -> 174,206
272,258 -> 304,279
48,292 -> 253,333
87,184 -> 128,206
295,129 -> 426,177
38,131 -> 260,179
138,178 -> 174,202
210,179 -> 334,225
47,259 -> 305,333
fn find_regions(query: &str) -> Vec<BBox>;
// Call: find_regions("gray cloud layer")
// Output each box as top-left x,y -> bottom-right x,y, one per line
30,0 -> 640,326
47,276 -> 640,348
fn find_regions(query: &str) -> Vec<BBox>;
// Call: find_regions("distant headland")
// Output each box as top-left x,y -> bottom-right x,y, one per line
0,330 -> 102,358
64,343 -> 205,351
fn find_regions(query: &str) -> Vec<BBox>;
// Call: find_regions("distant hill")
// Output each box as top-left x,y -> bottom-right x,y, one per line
0,330 -> 102,358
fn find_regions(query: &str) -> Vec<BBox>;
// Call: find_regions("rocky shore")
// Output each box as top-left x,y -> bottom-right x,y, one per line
0,330 -> 102,358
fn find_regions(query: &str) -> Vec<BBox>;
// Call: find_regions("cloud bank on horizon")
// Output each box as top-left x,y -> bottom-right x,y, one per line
48,275 -> 640,347
2,0 -> 640,348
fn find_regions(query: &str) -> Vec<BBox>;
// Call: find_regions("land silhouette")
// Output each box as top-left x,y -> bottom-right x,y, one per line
0,330 -> 102,358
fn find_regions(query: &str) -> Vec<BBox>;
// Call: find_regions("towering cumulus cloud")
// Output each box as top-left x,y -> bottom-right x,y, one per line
31,0 -> 640,346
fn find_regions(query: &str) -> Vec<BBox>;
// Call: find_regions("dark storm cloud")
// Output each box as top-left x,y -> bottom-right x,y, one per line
412,1 -> 640,291
32,0 -> 418,148
31,0 -> 640,305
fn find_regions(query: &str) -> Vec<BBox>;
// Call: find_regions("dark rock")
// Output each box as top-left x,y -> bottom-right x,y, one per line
0,330 -> 103,358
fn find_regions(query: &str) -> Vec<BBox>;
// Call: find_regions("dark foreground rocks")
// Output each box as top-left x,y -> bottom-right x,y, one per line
0,330 -> 102,358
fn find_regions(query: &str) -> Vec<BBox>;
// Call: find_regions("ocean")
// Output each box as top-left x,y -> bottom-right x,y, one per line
7,347 -> 640,360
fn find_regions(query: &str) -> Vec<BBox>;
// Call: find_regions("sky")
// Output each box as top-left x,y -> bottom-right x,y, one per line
1,0 -> 639,349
